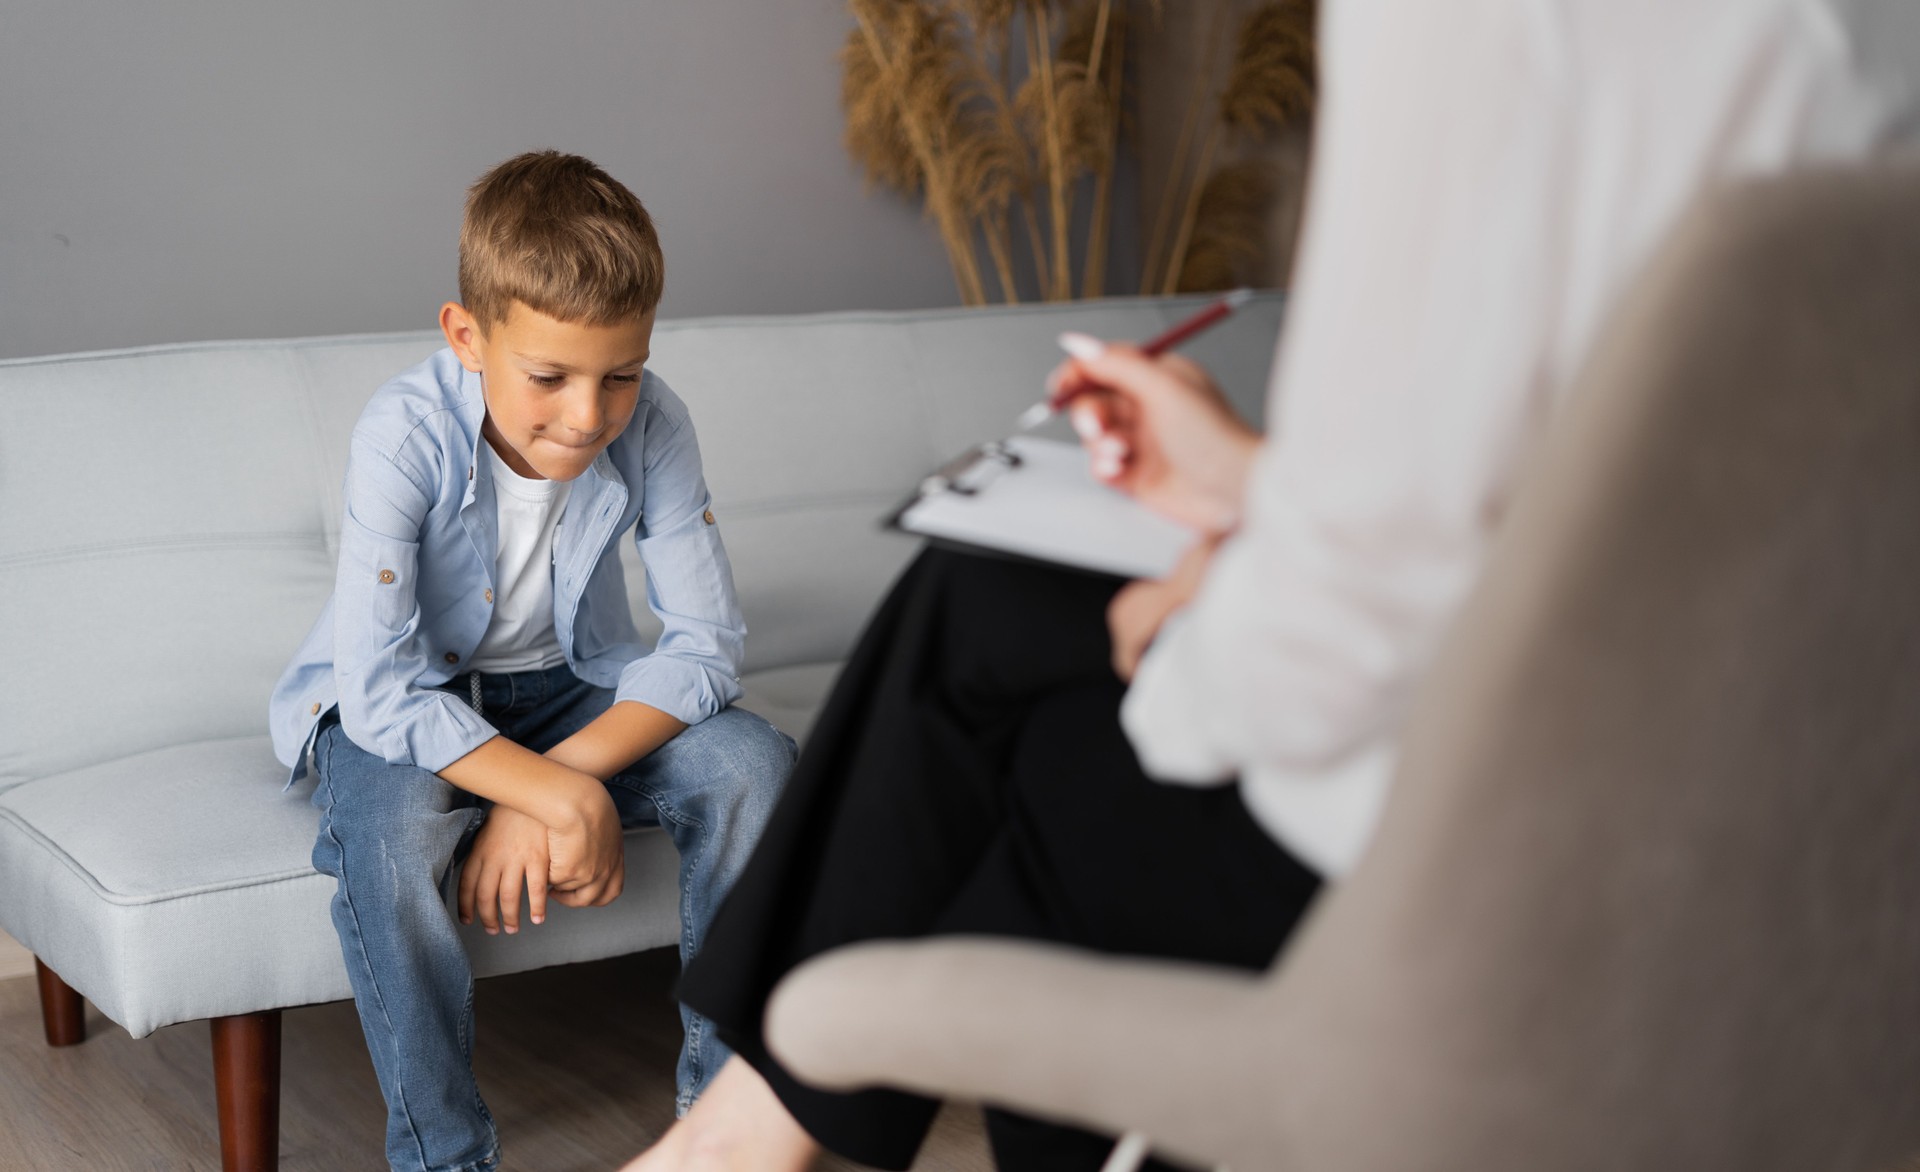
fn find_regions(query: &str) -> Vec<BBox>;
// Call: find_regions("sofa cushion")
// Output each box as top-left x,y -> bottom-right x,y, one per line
0,296 -> 1284,795
0,735 -> 682,1037
0,295 -> 1287,1038
738,662 -> 847,744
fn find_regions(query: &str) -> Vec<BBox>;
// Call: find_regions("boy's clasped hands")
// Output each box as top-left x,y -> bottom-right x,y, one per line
448,692 -> 690,936
457,762 -> 625,936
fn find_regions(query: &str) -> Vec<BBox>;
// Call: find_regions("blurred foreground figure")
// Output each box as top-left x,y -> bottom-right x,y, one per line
636,3 -> 1920,1170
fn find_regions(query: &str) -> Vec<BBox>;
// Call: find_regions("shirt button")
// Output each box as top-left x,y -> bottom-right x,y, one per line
703,509 -> 716,526
378,569 -> 396,584
484,588 -> 494,604
444,652 -> 460,665
310,702 -> 321,715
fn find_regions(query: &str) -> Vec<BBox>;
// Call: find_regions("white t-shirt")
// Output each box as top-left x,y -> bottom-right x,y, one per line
1121,0 -> 1920,877
468,439 -> 572,675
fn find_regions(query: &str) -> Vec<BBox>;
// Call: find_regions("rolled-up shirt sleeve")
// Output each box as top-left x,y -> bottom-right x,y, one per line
332,438 -> 499,771
613,412 -> 747,724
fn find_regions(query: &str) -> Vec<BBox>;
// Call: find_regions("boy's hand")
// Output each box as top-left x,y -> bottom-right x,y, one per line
546,779 -> 626,908
438,740 -> 625,908
458,805 -> 552,935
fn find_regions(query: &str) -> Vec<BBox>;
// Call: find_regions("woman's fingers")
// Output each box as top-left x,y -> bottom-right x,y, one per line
1069,399 -> 1132,483
1091,434 -> 1130,483
1107,579 -> 1164,680
1054,335 -> 1228,416
1068,343 -> 1204,409
1157,353 -> 1225,405
1051,339 -> 1255,531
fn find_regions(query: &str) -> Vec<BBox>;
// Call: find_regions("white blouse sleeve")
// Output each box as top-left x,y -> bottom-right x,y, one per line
1121,0 -> 1576,787
1122,0 -> 1914,833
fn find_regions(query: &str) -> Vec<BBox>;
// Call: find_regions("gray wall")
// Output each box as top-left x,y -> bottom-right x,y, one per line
0,1 -> 973,360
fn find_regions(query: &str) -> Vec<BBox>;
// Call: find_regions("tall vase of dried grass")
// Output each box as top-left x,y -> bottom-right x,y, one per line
1152,0 -> 1316,295
844,0 -> 992,305
1078,0 -> 1126,298
839,0 -> 1309,304
842,0 -> 1122,304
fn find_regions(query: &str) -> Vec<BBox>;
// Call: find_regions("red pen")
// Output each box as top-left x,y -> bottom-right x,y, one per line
1016,287 -> 1254,431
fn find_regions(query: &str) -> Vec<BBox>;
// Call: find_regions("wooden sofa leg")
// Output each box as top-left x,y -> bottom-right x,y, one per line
211,1010 -> 283,1172
34,958 -> 85,1046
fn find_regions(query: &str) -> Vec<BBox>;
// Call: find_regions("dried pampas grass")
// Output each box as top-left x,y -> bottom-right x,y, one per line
842,26 -> 919,193
1220,0 -> 1315,139
840,0 -> 1298,303
1015,64 -> 1112,182
956,0 -> 1019,34
843,0 -> 989,303
840,0 -> 1136,303
1154,0 -> 1317,294
1175,159 -> 1275,291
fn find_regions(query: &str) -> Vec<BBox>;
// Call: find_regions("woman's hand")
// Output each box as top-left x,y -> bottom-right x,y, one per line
458,804 -> 552,935
1051,335 -> 1261,535
1108,537 -> 1222,681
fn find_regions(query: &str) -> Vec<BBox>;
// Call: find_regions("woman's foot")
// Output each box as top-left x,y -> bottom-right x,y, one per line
623,1056 -> 821,1172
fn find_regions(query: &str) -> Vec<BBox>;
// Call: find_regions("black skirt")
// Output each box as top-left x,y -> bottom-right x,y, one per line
679,548 -> 1323,1172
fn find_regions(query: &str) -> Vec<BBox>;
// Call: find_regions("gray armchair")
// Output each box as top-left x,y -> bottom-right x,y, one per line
764,163 -> 1920,1171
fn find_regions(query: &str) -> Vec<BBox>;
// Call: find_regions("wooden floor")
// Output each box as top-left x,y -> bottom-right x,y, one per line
0,929 -> 31,983
0,949 -> 993,1171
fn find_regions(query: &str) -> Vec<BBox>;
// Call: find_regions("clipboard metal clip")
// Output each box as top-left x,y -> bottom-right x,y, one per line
917,440 -> 1024,499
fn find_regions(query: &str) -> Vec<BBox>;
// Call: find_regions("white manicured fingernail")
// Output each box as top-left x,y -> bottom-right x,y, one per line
1058,332 -> 1106,361
1071,404 -> 1102,440
1096,436 -> 1127,461
1093,452 -> 1122,479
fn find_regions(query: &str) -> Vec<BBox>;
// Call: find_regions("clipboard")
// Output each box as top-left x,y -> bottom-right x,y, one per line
885,436 -> 1199,581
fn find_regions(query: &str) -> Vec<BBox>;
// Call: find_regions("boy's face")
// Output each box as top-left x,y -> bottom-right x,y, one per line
441,299 -> 655,482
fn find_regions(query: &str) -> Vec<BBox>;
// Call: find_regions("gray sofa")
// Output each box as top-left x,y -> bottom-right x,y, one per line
0,293 -> 1284,1169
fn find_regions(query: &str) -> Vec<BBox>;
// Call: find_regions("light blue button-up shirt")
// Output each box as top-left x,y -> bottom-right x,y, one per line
268,348 -> 745,784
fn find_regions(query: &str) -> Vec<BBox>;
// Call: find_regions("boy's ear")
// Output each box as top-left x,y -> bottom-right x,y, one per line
440,302 -> 485,372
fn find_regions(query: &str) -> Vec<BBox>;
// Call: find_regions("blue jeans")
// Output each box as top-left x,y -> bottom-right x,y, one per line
309,664 -> 794,1172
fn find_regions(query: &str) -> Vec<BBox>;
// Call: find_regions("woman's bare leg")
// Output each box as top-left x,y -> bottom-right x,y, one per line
623,1056 -> 821,1172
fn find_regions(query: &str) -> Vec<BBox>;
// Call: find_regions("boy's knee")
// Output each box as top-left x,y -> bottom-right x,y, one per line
664,707 -> 795,812
707,706 -> 798,779
745,706 -> 799,762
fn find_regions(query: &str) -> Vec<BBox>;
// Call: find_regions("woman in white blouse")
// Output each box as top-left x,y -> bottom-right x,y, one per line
635,2 -> 1920,1170
1088,0 -> 1920,879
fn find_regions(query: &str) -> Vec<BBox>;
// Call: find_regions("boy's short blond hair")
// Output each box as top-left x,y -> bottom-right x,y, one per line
458,150 -> 664,331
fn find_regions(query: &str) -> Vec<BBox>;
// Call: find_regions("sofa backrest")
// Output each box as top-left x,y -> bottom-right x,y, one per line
0,295 -> 1282,789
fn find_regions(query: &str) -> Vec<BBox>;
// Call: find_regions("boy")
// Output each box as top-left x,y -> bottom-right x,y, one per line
268,150 -> 794,1172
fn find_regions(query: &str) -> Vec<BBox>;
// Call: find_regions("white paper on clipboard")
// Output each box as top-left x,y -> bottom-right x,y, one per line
889,436 -> 1198,580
